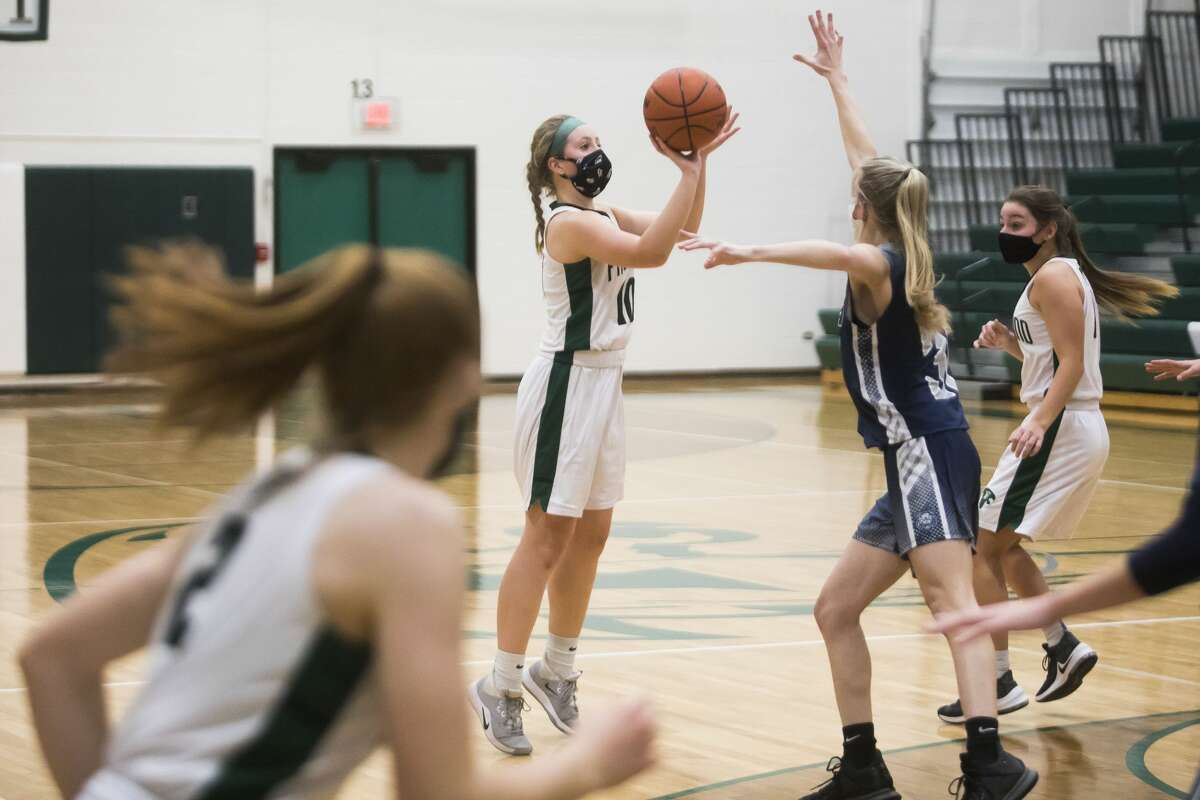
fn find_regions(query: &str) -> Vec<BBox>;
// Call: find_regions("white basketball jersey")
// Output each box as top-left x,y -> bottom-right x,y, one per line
538,202 -> 635,354
1012,258 -> 1104,406
81,450 -> 391,800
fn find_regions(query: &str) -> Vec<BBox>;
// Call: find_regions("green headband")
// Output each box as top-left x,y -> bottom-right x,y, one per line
550,116 -> 585,159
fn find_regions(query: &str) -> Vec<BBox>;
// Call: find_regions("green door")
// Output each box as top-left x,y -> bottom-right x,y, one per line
274,148 -> 475,275
275,153 -> 371,272
377,152 -> 471,267
25,166 -> 253,375
91,168 -> 254,361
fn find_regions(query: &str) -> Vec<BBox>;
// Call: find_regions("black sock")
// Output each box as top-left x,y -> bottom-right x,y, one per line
841,722 -> 877,768
965,716 -> 1001,763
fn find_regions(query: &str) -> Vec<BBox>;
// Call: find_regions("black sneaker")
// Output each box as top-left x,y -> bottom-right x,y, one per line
949,751 -> 1038,799
1035,630 -> 1098,703
799,753 -> 902,800
937,671 -> 1030,724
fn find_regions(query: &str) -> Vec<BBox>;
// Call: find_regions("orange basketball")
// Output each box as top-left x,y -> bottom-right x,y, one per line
643,67 -> 728,153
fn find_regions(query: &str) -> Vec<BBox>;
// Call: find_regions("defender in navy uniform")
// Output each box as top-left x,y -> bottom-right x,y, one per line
680,11 -> 1037,800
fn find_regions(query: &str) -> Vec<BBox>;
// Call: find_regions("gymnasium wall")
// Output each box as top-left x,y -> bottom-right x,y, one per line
0,0 -> 925,377
931,0 -> 1144,79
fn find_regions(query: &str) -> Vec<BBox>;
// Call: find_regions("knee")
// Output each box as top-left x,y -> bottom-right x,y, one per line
974,532 -> 999,560
571,525 -> 610,557
522,517 -> 575,572
999,542 -> 1028,570
974,532 -> 1013,570
922,578 -> 977,617
814,591 -> 861,637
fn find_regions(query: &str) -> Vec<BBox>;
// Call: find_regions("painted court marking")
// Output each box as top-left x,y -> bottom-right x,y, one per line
2,614 -> 1196,696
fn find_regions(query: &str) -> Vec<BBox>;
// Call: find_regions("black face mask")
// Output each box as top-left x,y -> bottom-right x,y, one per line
997,230 -> 1045,264
568,149 -> 612,198
428,409 -> 474,479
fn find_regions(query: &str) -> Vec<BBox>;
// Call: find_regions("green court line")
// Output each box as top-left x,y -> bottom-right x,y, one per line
650,709 -> 1200,799
1125,716 -> 1200,799
43,523 -> 189,602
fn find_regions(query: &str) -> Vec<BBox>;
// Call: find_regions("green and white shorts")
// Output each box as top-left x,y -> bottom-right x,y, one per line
514,349 -> 625,519
978,403 -> 1109,539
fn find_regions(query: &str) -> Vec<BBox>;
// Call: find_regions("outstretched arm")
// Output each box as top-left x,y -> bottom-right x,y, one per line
794,9 -> 877,172
926,561 -> 1146,644
678,235 -> 888,284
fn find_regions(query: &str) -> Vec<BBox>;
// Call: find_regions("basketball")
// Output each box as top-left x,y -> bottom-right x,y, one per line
643,67 -> 728,153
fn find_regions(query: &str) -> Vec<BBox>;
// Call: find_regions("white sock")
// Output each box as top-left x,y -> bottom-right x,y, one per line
544,634 -> 579,679
490,649 -> 525,696
995,650 -> 1011,678
1044,622 -> 1066,648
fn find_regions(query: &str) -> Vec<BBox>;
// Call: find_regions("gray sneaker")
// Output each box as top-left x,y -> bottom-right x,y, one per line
469,676 -> 532,756
523,659 -> 580,734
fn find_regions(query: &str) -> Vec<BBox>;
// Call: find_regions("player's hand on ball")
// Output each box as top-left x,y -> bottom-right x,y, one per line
793,9 -> 844,78
649,134 -> 701,178
974,319 -> 1015,350
678,235 -> 751,269
570,698 -> 657,790
1008,416 -> 1047,459
696,109 -> 742,160
1145,358 -> 1200,382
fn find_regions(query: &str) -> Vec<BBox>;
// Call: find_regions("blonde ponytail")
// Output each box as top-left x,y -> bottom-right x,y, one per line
859,157 -> 951,335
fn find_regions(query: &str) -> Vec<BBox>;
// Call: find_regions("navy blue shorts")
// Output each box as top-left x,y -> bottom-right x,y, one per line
853,429 -> 981,558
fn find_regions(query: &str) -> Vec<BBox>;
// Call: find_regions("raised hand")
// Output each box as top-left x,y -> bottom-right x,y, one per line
696,109 -> 742,160
1145,358 -> 1200,382
793,9 -> 844,79
678,234 -> 753,269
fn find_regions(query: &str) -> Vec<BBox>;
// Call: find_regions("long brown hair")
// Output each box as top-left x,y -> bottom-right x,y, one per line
858,156 -> 950,335
527,114 -> 570,255
108,243 -> 480,446
1006,185 -> 1178,318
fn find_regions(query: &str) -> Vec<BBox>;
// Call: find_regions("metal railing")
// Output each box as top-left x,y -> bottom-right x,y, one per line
919,0 -> 938,139
906,3 -> 1199,257
906,139 -> 972,252
1004,87 -> 1075,193
1148,10 -> 1200,118
1100,34 -> 1169,142
955,112 -> 1024,227
1048,62 -> 1120,167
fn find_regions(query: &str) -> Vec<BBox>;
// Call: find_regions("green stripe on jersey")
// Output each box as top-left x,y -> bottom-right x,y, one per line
529,353 -> 573,512
196,626 -> 372,799
563,258 -> 593,351
997,410 -> 1065,532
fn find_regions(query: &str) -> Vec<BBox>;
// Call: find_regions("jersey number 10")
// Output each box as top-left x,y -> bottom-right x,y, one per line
617,277 -> 636,325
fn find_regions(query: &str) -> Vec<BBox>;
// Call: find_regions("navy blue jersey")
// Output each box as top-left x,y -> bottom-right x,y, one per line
838,245 -> 968,450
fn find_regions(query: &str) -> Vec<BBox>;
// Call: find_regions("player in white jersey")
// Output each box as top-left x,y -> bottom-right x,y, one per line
471,112 -> 739,755
937,185 -> 1177,724
18,244 -> 656,800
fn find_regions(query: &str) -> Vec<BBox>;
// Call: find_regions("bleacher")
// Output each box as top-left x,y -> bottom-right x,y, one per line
816,6 -> 1200,397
